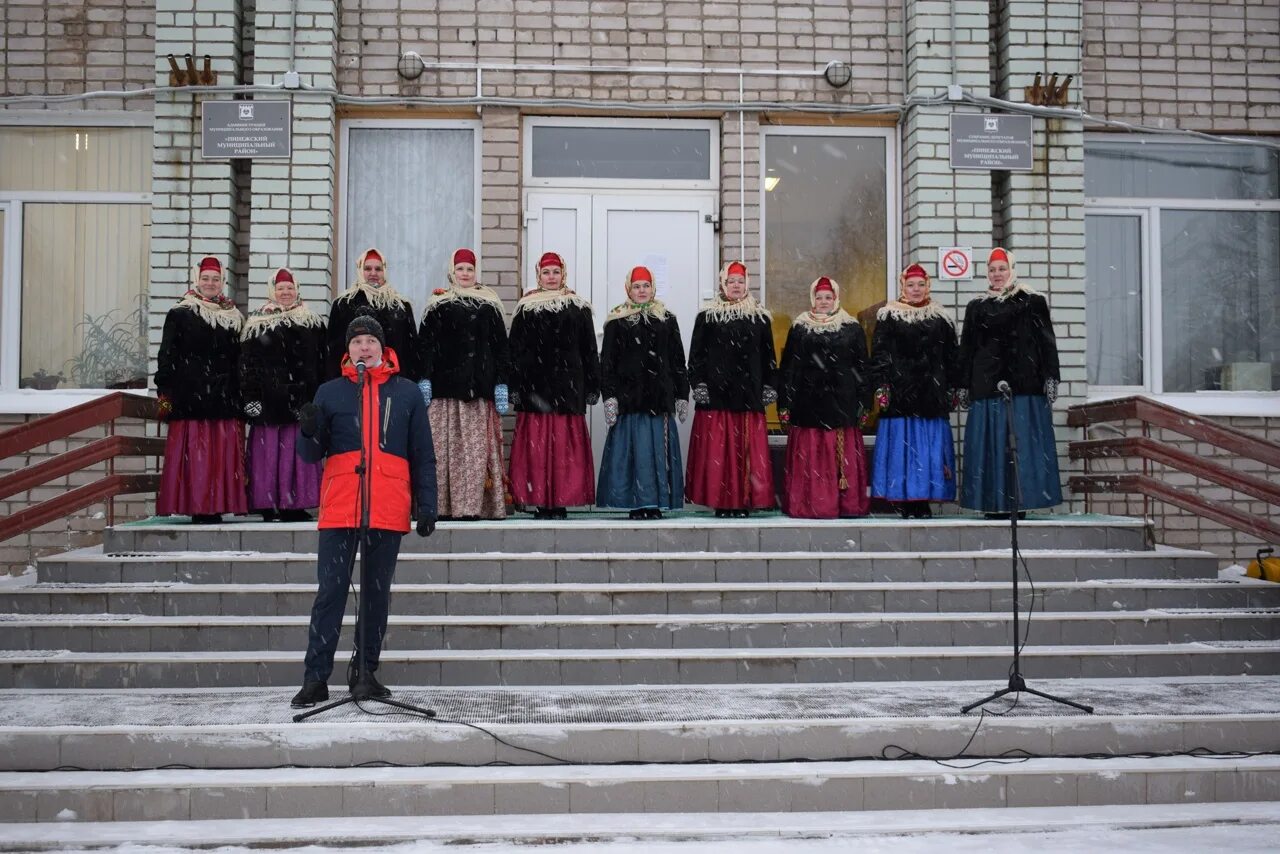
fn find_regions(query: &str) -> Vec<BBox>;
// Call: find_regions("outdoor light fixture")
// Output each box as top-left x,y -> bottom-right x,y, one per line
823,60 -> 852,88
765,175 -> 780,192
397,51 -> 424,81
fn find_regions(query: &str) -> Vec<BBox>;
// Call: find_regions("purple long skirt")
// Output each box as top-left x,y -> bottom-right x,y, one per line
247,423 -> 322,511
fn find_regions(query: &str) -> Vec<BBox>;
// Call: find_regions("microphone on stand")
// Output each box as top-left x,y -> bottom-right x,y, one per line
355,359 -> 367,379
996,380 -> 1012,399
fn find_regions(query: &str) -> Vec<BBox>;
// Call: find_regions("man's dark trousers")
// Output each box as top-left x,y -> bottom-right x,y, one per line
303,527 -> 403,683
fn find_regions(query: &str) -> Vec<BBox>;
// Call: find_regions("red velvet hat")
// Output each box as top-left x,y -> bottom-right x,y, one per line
537,252 -> 564,270
902,263 -> 929,281
363,249 -> 383,265
452,248 -> 477,267
813,276 -> 835,294
628,266 -> 653,284
988,248 -> 1009,265
198,257 -> 221,274
274,268 -> 294,285
726,261 -> 747,278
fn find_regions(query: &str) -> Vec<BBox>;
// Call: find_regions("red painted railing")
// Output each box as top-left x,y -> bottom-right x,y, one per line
0,393 -> 164,544
1068,396 -> 1280,544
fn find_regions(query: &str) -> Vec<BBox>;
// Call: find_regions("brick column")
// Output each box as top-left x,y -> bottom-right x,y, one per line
901,0 -> 993,316
993,0 -> 1087,509
246,0 -> 339,310
721,110 -> 762,274
148,0 -> 245,380
480,107 -> 522,304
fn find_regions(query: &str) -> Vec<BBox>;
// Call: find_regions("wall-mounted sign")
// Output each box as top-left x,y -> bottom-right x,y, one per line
201,100 -> 291,159
937,246 -> 974,280
949,113 -> 1033,172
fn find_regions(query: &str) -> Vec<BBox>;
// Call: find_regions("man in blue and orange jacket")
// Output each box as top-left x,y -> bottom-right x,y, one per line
290,314 -> 438,707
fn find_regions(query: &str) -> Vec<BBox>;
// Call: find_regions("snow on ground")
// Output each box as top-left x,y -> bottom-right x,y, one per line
60,823 -> 1280,854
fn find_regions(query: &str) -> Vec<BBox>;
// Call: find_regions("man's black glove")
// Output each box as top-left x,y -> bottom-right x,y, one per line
298,402 -> 320,437
416,517 -> 437,537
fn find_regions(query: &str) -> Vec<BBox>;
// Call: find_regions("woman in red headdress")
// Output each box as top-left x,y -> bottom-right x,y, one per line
869,263 -> 960,518
155,256 -> 248,523
325,248 -> 418,381
417,248 -> 510,520
239,267 -> 326,522
958,248 -> 1063,517
597,265 -> 689,519
685,261 -> 777,517
507,251 -> 599,519
777,276 -> 871,519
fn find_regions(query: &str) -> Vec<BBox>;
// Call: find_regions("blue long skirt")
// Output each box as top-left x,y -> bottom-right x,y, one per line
597,413 -> 684,510
961,395 -> 1063,512
871,416 -> 957,502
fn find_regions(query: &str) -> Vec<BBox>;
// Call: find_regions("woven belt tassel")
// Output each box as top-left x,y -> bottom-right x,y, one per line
836,427 -> 848,491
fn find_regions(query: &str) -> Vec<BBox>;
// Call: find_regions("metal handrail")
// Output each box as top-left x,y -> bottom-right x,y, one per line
0,392 -> 163,544
1067,395 -> 1279,545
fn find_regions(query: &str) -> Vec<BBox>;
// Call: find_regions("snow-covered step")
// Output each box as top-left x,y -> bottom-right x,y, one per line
37,547 -> 1216,586
3,642 -> 1277,689
3,678 -> 1276,772
5,577 -> 1276,617
101,514 -> 1151,556
3,803 -> 1279,850
2,755 -> 1277,822
2,609 -> 1274,653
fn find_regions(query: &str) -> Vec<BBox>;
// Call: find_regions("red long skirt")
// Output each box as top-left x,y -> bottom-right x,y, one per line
508,412 -> 595,508
685,409 -> 775,510
157,418 -> 248,517
781,425 -> 869,519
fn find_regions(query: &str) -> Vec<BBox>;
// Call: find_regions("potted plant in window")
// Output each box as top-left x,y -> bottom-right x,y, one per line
20,368 -> 64,390
62,296 -> 149,390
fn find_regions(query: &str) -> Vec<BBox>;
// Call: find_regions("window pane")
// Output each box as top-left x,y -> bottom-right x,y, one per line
1085,214 -> 1144,386
763,134 -> 887,324
20,204 -> 150,389
1161,210 -> 1280,392
345,127 -> 475,312
0,127 -> 151,193
1085,140 -> 1279,200
531,126 -> 710,180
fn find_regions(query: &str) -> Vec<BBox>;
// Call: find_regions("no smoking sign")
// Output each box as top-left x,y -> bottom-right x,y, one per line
937,246 -> 973,280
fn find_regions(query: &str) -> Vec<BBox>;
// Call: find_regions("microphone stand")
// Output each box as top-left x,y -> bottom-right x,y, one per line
295,358 -> 436,722
962,383 -> 1092,715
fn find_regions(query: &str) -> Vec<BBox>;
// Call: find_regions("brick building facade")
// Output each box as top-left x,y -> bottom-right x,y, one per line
1,0 -> 1277,569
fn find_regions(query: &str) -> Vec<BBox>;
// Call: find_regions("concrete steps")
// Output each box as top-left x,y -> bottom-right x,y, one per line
5,579 -> 1278,617
3,755 -> 1278,822
2,609 -> 1276,653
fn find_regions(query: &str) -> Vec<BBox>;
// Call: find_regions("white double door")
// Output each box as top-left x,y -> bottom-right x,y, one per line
524,191 -> 718,471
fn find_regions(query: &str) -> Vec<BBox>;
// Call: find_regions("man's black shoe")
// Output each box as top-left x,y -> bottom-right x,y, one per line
290,681 -> 328,707
350,672 -> 391,700
191,514 -> 223,525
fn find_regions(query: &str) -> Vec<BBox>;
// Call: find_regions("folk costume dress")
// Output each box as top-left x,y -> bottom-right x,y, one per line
507,252 -> 600,513
325,248 -> 418,381
870,264 -> 960,516
239,268 -> 326,519
685,261 -> 777,514
417,249 -> 511,520
777,276 -> 871,519
155,256 -> 248,520
597,266 -> 690,515
959,248 -> 1063,513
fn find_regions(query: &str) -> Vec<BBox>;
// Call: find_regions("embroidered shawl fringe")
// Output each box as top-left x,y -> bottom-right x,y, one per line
337,281 -> 410,311
177,292 -> 244,332
607,298 -> 670,324
877,300 -> 955,325
700,294 -> 771,324
982,281 -> 1037,302
792,308 -> 858,333
241,304 -> 324,340
513,288 -> 591,317
426,285 -> 506,315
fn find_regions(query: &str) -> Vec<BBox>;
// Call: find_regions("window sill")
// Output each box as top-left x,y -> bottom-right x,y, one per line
1086,389 -> 1280,418
0,388 -> 153,416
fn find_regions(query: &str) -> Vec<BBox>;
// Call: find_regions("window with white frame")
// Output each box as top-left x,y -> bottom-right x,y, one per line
338,120 -> 481,315
760,127 -> 896,327
0,123 -> 152,392
1085,138 -> 1280,397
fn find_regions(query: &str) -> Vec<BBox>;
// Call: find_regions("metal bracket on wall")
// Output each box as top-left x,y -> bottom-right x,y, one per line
167,54 -> 217,87
1023,72 -> 1073,107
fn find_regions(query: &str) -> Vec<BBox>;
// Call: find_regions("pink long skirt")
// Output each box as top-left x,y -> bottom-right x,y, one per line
430,398 -> 508,519
685,409 -> 775,510
246,423 -> 322,511
781,425 -> 869,519
157,418 -> 248,517
508,412 -> 595,508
